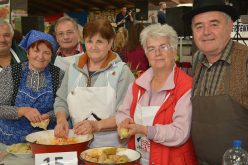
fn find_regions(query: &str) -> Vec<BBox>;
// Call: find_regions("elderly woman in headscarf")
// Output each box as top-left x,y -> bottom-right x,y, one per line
0,30 -> 64,145
116,24 -> 197,165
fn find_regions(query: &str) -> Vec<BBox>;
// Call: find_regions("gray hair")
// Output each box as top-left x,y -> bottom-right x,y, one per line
55,16 -> 79,32
223,13 -> 232,23
140,23 -> 178,52
0,19 -> 14,36
191,12 -> 232,28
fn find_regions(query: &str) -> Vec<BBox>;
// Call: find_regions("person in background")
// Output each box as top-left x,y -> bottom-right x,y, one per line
0,30 -> 64,145
183,0 -> 248,164
13,29 -> 23,44
157,2 -> 167,24
0,19 -> 27,71
115,6 -> 134,30
112,27 -> 128,62
123,23 -> 149,74
54,16 -> 85,71
116,24 -> 197,165
54,20 -> 134,148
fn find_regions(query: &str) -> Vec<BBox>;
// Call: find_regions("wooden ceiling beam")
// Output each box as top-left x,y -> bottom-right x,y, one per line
29,0 -> 60,10
27,0 -> 193,16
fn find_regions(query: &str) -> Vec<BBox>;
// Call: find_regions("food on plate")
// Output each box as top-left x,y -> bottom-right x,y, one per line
7,143 -> 32,154
82,147 -> 130,163
30,118 -> 50,130
102,147 -> 117,155
119,128 -> 129,139
35,137 -> 79,145
52,137 -> 78,145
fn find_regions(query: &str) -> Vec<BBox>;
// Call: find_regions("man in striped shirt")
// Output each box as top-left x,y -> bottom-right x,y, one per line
53,16 -> 85,71
183,0 -> 248,164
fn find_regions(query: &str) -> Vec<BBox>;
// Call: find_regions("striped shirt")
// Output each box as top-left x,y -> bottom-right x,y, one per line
192,40 -> 233,96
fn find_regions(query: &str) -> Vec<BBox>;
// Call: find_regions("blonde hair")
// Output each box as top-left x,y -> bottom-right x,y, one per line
112,27 -> 128,52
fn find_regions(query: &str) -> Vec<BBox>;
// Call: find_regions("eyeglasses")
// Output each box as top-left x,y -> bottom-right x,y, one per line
146,44 -> 174,54
56,30 -> 76,37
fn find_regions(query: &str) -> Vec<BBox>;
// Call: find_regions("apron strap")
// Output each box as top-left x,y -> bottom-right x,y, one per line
163,92 -> 171,103
10,48 -> 21,63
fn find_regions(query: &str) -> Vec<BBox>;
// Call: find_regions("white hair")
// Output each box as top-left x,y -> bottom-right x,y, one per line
140,23 -> 178,52
0,19 -> 14,36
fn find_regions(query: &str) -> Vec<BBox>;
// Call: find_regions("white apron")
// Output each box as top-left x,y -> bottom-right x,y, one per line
67,71 -> 122,148
134,91 -> 170,165
54,52 -> 83,71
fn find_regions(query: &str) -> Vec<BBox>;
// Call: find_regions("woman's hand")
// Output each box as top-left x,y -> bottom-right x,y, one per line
74,120 -> 98,135
54,119 -> 69,139
17,107 -> 42,123
117,118 -> 134,138
118,118 -> 148,137
127,123 -> 148,137
41,113 -> 49,120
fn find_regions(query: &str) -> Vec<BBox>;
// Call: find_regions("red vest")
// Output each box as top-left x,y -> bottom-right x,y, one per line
128,67 -> 197,165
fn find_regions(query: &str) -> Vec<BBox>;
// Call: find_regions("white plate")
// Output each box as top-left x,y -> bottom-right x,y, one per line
81,147 -> 141,163
6,146 -> 33,159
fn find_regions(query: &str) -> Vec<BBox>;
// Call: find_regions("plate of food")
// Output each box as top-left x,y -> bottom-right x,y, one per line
6,143 -> 33,159
80,146 -> 141,164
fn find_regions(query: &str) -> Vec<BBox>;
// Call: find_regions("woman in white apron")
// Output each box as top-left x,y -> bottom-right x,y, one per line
54,20 -> 134,147
116,24 -> 197,165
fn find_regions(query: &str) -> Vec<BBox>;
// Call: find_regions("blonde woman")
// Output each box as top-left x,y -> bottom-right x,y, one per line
112,27 -> 128,62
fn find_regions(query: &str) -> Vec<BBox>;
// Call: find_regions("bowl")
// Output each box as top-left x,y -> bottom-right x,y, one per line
80,147 -> 141,165
26,130 -> 93,161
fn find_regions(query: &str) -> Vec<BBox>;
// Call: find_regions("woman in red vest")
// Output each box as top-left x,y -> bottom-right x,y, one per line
116,23 -> 197,165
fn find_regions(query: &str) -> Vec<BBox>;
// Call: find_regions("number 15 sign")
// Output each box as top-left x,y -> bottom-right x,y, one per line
35,151 -> 78,165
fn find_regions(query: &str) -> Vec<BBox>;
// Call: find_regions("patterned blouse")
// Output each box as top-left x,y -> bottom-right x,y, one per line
0,62 -> 64,121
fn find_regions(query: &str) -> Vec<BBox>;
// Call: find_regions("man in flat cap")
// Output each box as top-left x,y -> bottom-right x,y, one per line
183,0 -> 248,164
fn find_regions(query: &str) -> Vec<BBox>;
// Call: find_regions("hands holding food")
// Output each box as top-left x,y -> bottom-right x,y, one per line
118,118 -> 148,138
74,120 -> 99,135
54,118 -> 69,139
118,118 -> 133,139
30,113 -> 50,130
31,118 -> 50,130
17,106 -> 43,122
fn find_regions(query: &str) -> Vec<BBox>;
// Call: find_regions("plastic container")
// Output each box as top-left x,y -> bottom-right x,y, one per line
223,140 -> 248,165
